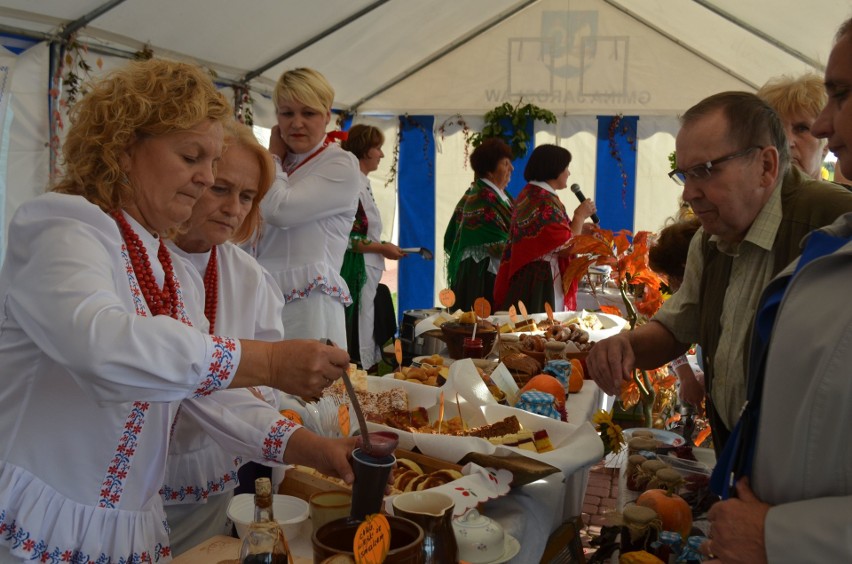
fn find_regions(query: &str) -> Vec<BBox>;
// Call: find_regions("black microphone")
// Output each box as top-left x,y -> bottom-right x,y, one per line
570,183 -> 600,224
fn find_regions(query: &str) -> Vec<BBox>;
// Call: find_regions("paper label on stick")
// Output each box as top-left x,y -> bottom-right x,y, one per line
518,300 -> 528,319
508,305 -> 518,325
394,338 -> 403,367
544,302 -> 554,321
354,514 -> 391,564
473,297 -> 491,319
489,363 -> 521,406
439,288 -> 456,308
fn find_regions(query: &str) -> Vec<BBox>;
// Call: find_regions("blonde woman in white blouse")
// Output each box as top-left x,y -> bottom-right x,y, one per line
252,68 -> 361,347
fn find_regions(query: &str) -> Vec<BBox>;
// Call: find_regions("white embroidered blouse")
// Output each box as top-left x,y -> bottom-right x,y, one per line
0,193 -> 243,561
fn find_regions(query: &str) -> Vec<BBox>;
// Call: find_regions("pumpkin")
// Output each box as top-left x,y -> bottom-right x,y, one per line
568,359 -> 584,393
619,550 -> 665,564
635,487 -> 692,540
519,374 -> 565,411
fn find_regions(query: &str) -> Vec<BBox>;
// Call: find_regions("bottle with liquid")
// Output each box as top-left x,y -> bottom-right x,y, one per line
239,477 -> 291,564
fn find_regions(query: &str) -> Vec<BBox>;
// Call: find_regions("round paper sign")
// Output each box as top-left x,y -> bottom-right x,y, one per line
473,297 -> 491,319
353,513 -> 391,564
439,288 -> 456,308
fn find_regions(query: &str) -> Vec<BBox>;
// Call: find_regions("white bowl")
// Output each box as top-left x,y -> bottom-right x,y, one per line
227,493 -> 309,540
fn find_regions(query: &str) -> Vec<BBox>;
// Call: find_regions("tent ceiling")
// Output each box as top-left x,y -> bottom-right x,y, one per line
0,0 -> 847,115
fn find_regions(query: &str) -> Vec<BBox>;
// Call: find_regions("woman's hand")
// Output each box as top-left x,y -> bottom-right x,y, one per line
268,125 -> 288,161
286,430 -> 356,484
571,199 -> 597,233
269,339 -> 350,398
380,242 -> 406,260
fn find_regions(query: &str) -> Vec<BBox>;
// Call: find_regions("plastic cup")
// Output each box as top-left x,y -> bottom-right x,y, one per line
309,491 -> 353,534
349,448 -> 395,521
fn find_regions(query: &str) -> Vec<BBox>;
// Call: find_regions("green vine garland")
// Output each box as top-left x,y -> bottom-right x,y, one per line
468,99 -> 557,160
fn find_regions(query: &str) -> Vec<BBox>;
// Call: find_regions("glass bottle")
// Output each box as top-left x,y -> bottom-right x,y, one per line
239,477 -> 291,564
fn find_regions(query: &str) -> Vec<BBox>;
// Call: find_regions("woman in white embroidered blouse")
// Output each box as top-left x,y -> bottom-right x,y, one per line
0,61 -> 354,562
251,67 -> 361,347
165,121 -> 359,554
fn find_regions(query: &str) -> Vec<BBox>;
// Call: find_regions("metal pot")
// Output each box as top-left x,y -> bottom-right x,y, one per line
400,308 -> 445,357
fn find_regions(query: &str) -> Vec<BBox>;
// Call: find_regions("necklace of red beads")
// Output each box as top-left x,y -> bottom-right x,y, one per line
112,211 -> 181,320
203,246 -> 218,334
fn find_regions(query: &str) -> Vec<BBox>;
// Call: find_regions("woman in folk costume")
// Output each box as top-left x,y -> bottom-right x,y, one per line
443,138 -> 515,312
164,122 -> 356,553
0,60 -> 353,562
251,68 -> 361,347
339,125 -> 405,371
494,144 -> 597,313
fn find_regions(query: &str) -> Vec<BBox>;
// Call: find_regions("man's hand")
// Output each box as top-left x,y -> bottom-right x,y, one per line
700,478 -> 770,564
586,332 -> 636,396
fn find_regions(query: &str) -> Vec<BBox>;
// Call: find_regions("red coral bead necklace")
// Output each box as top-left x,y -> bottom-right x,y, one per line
203,245 -> 218,334
111,210 -> 180,319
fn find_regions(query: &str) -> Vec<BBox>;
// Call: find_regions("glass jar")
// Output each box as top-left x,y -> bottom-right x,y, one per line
462,337 -> 484,359
625,454 -> 649,492
620,504 -> 660,554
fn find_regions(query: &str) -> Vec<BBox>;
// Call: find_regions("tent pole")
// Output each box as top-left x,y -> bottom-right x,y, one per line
691,0 -> 824,71
242,0 -> 391,83
603,0 -> 758,90
48,40 -> 63,183
349,0 -> 540,112
59,0 -> 128,40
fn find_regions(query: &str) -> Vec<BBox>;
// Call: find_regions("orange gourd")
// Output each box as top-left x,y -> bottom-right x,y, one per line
635,487 -> 692,540
519,374 -> 565,411
568,359 -> 584,393
619,550 -> 665,564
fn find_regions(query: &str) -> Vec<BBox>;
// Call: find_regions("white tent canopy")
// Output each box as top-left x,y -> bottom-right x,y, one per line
0,0 -> 846,304
0,0 -> 843,113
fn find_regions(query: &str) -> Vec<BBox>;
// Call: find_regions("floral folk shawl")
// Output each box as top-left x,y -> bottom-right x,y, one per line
444,179 -> 514,288
493,183 -> 578,310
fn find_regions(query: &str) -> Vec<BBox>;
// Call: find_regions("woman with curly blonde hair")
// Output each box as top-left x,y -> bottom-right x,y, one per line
0,60 -> 354,561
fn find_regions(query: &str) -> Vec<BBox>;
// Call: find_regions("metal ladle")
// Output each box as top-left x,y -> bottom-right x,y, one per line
321,339 -> 399,457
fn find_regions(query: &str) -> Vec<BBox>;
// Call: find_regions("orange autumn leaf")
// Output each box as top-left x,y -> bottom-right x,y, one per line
562,255 -> 597,287
652,373 -> 678,393
636,283 -> 665,317
613,230 -> 632,255
599,304 -> 623,317
620,379 -> 641,409
566,234 -> 614,257
693,426 -> 712,447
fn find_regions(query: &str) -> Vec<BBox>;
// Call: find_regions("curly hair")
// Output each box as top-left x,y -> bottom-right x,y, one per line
273,67 -> 334,113
222,121 -> 275,243
341,124 -> 384,159
470,138 -> 513,179
52,59 -> 232,212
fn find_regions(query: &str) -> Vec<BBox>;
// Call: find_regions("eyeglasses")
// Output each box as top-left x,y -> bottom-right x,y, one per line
668,146 -> 763,186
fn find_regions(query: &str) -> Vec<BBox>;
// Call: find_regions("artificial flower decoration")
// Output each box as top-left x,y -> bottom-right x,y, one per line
593,409 -> 624,456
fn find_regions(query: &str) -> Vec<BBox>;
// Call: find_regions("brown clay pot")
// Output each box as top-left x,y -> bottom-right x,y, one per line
312,515 -> 425,563
439,322 -> 497,359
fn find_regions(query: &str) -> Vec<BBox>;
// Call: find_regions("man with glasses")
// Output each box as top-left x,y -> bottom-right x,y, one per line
587,91 -> 852,453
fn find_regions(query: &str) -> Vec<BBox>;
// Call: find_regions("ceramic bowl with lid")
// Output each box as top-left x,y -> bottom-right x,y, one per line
452,509 -> 505,563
